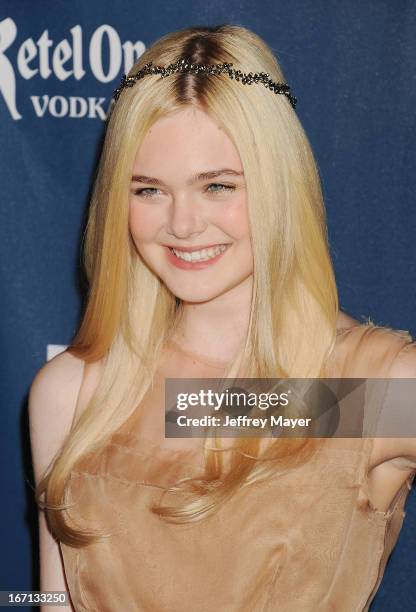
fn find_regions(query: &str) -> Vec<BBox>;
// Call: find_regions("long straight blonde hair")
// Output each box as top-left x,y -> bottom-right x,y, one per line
36,24 -> 339,547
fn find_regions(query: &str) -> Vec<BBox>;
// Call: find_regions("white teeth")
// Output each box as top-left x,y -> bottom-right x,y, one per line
171,244 -> 227,262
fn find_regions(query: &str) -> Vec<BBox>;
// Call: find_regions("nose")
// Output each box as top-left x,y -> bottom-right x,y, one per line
166,193 -> 207,239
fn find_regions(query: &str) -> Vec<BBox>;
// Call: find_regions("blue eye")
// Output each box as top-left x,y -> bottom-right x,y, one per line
134,187 -> 160,198
207,183 -> 236,193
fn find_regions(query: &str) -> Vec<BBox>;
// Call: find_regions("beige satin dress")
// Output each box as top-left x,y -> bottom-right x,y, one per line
60,324 -> 416,611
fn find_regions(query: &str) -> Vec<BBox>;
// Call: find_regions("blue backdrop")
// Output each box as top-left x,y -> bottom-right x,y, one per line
1,1 -> 415,610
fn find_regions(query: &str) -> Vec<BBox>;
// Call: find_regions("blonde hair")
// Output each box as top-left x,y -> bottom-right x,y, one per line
36,24 -> 339,547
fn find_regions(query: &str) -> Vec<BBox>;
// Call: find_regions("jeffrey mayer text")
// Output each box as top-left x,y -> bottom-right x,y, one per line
177,414 -> 312,429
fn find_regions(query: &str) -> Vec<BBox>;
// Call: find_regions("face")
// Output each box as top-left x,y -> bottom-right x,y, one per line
128,106 -> 253,304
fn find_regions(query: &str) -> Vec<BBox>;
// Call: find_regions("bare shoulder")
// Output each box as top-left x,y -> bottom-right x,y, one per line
358,323 -> 416,470
29,349 -> 85,407
335,310 -> 414,375
387,339 -> 416,377
336,309 -> 361,331
28,350 -> 86,483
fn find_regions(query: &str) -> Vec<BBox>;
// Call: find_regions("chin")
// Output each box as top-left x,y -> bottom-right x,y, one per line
164,283 -> 227,304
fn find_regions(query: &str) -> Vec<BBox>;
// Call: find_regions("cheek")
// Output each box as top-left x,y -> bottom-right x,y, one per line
128,202 -> 160,243
217,197 -> 251,239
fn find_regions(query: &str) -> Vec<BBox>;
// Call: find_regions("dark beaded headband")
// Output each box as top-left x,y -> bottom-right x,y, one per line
112,57 -> 297,109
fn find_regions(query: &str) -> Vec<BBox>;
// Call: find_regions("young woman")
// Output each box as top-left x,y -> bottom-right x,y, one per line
29,24 -> 416,611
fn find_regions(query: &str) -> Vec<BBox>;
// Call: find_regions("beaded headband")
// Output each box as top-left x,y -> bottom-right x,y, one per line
112,56 -> 297,109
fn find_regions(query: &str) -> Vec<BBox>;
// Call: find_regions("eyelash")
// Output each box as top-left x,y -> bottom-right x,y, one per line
133,183 -> 236,198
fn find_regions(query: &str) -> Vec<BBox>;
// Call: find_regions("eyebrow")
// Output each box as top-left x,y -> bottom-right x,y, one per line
131,168 -> 244,186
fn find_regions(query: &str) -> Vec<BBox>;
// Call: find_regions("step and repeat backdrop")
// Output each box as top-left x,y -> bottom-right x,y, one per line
1,1 -> 415,610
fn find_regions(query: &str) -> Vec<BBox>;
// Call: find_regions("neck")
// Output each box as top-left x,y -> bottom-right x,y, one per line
172,275 -> 253,361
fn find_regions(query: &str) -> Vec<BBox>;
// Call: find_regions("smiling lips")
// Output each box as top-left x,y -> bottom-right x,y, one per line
165,243 -> 231,269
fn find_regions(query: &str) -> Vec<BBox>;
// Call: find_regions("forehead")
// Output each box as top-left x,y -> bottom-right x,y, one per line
132,106 -> 242,172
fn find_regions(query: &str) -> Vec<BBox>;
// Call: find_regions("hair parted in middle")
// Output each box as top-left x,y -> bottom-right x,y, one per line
35,24 -> 339,547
